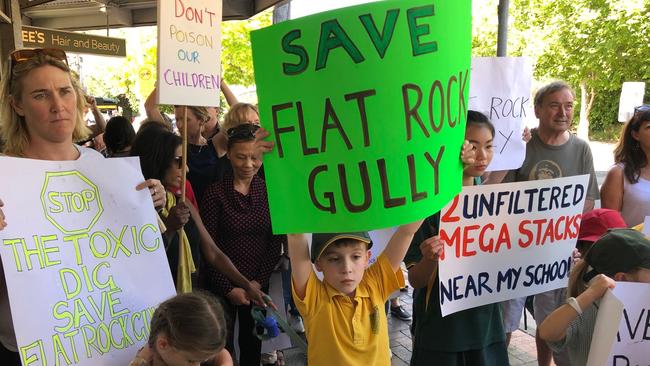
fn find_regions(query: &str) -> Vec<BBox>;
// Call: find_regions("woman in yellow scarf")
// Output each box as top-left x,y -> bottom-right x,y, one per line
130,123 -> 265,306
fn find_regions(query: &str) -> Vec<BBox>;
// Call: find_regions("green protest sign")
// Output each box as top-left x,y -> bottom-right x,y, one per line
251,0 -> 471,233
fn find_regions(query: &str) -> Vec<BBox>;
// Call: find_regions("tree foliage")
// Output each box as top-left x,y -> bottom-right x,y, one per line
221,10 -> 272,86
510,0 -> 650,140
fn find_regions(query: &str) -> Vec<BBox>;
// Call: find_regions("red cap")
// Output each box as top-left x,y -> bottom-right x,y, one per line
579,209 -> 627,243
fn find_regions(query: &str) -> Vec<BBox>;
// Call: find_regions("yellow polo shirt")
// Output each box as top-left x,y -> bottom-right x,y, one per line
292,254 -> 404,366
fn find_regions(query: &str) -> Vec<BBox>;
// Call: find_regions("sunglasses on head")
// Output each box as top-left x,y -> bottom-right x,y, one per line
227,123 -> 260,140
634,105 -> 650,114
10,48 -> 68,67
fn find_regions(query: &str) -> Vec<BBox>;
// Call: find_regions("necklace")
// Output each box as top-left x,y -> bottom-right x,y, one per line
189,143 -> 204,155
189,135 -> 209,155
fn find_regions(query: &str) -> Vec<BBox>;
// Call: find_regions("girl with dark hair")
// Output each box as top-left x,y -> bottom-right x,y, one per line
103,116 -> 135,157
129,126 -> 266,304
200,123 -> 283,366
129,292 -> 233,366
600,106 -> 650,226
406,111 -> 508,365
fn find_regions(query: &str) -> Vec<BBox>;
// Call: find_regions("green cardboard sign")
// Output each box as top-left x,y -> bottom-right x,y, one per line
251,0 -> 471,233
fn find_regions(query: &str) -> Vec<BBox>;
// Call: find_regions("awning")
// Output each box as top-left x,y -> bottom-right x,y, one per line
19,0 -> 284,30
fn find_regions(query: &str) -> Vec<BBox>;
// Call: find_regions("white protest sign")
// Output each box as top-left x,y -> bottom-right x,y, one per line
0,157 -> 176,366
469,57 -> 532,171
586,289 -> 624,366
618,82 -> 645,122
157,0 -> 222,106
437,175 -> 588,316
588,282 -> 650,366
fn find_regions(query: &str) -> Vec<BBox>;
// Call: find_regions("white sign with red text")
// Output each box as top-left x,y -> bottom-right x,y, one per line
437,175 -> 588,316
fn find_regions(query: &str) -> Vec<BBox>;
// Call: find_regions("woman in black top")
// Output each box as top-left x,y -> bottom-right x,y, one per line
130,125 -> 265,305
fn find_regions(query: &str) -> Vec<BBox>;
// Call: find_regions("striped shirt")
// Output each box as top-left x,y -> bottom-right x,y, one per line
548,302 -> 599,365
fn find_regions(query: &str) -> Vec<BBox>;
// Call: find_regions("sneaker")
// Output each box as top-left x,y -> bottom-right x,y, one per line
289,313 -> 305,333
390,305 -> 412,321
261,351 -> 277,365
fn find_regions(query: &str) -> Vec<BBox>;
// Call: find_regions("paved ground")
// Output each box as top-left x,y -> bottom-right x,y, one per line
280,141 -> 615,365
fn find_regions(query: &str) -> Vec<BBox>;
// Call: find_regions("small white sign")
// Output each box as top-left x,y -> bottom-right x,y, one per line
618,82 -> 645,122
158,0 -> 222,106
469,57 -> 532,171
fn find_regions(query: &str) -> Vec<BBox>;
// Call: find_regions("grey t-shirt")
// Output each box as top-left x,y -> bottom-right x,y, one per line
506,129 -> 599,200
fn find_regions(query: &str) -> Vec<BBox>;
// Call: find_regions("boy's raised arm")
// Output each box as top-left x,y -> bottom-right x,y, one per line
382,220 -> 424,272
287,233 -> 313,299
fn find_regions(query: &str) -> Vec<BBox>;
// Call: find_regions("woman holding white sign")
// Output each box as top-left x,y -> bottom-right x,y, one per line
0,48 -> 166,365
405,111 -> 509,365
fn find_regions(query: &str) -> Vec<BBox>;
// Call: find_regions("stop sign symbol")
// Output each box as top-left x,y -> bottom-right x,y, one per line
40,171 -> 103,235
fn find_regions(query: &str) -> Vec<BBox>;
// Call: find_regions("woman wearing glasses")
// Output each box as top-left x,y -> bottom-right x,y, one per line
200,123 -> 283,366
129,124 -> 266,305
601,106 -> 650,226
164,101 -> 269,207
0,48 -> 166,364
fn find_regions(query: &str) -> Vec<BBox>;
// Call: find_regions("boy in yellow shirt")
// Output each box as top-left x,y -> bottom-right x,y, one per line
288,222 -> 422,366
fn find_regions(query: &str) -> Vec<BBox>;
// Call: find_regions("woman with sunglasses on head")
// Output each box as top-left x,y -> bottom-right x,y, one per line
209,102 -> 265,177
0,48 -> 166,364
129,125 -> 266,306
200,123 -> 283,366
181,102 -> 265,201
600,106 -> 650,226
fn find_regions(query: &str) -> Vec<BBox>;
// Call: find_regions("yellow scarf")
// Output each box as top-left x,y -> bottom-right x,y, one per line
160,191 -> 196,293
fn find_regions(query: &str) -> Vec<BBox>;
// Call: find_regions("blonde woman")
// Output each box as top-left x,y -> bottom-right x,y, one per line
0,48 -> 165,364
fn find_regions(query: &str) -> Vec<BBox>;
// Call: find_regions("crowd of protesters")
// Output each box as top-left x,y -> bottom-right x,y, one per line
0,47 -> 649,366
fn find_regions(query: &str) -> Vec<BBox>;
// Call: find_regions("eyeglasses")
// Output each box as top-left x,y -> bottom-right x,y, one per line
227,123 -> 260,140
10,48 -> 68,68
634,105 -> 650,114
173,156 -> 184,169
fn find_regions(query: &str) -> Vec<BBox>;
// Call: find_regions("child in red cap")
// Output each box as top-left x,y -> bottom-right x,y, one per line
575,208 -> 627,255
